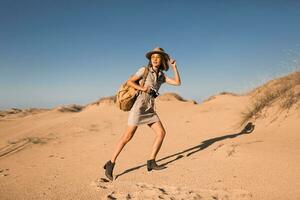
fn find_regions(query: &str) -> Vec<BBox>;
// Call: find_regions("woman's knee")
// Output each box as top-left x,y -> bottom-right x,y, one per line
150,121 -> 166,139
157,129 -> 166,139
121,127 -> 137,143
122,134 -> 133,143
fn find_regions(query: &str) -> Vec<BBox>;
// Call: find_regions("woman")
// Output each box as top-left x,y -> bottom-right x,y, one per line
103,47 -> 181,181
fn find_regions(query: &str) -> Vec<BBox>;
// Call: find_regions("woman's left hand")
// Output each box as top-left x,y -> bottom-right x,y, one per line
165,59 -> 181,86
168,59 -> 177,68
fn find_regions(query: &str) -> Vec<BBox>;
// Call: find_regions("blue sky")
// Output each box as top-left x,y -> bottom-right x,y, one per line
0,0 -> 300,109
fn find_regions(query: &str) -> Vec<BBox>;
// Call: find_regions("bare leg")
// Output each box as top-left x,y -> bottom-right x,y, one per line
148,121 -> 166,160
110,125 -> 138,163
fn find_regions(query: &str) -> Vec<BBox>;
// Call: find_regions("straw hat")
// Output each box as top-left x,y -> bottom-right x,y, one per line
145,47 -> 170,60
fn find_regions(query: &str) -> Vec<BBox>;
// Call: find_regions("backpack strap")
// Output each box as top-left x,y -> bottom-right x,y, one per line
140,66 -> 149,87
136,66 -> 149,95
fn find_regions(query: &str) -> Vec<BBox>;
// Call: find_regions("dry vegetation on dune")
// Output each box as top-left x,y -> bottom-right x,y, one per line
87,95 -> 117,106
55,104 -> 84,112
203,92 -> 239,103
0,93 -> 187,118
156,92 -> 186,101
241,70 -> 300,124
0,108 -> 50,118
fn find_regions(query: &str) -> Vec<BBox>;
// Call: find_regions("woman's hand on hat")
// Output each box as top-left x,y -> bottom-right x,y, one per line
170,60 -> 177,68
167,57 -> 176,68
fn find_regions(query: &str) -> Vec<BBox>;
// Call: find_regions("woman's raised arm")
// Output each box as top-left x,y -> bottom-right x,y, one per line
165,61 -> 181,86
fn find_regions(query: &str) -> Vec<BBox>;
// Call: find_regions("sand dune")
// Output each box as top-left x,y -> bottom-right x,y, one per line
0,71 -> 299,200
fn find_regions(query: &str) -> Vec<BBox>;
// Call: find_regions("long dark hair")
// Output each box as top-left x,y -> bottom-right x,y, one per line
147,54 -> 169,71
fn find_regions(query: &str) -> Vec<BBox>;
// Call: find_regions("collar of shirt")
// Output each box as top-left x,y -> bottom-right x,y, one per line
149,66 -> 162,76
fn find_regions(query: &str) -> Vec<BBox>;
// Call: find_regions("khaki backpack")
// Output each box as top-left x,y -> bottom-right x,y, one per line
116,67 -> 149,111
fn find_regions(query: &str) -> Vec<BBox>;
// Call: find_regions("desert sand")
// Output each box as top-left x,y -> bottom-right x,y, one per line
0,71 -> 299,200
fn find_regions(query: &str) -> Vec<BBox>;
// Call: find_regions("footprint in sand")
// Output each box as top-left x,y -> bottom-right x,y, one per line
227,144 -> 238,157
89,124 -> 100,132
106,191 -> 117,200
133,183 -> 203,199
93,179 -> 252,200
92,177 -> 113,190
0,168 -> 10,177
0,135 -> 56,158
211,143 -> 239,157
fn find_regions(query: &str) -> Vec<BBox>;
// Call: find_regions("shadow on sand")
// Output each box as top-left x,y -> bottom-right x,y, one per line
114,122 -> 255,180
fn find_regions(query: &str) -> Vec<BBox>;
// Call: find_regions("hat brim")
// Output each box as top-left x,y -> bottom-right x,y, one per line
146,51 -> 170,60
